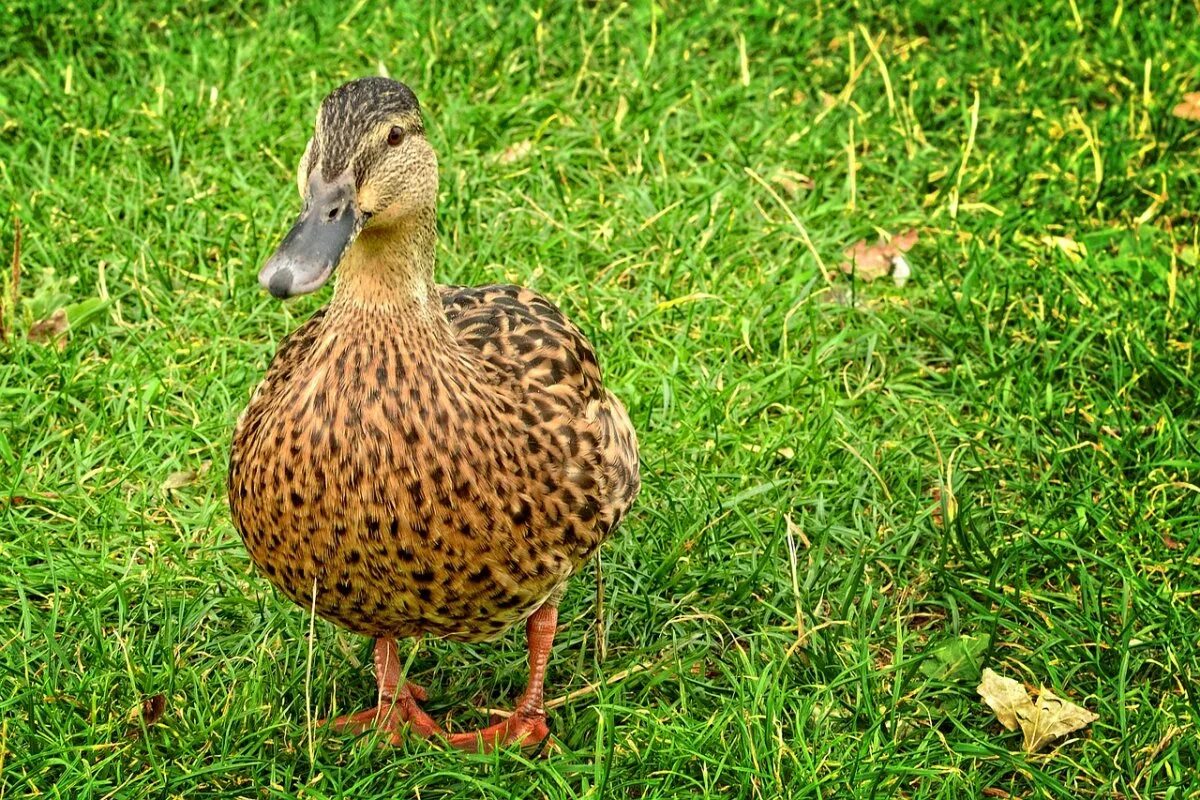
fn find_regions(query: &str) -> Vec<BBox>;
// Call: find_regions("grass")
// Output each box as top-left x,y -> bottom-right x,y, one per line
2,0 -> 1199,797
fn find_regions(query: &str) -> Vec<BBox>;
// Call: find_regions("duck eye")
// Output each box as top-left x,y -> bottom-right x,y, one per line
386,126 -> 404,147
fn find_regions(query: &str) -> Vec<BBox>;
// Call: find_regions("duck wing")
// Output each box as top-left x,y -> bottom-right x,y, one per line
440,284 -> 640,539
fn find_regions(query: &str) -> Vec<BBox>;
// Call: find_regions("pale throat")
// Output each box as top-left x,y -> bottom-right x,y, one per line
331,208 -> 438,314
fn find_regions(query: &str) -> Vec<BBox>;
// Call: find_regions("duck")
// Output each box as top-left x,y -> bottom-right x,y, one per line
227,77 -> 640,753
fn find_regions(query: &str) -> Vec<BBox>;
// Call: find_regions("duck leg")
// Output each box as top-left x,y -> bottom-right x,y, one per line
446,601 -> 557,753
325,637 -> 444,742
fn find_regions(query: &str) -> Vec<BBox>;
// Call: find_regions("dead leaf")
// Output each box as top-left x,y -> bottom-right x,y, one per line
141,693 -> 166,725
28,308 -> 68,348
773,169 -> 815,197
840,240 -> 893,281
163,460 -> 211,492
1040,235 -> 1087,262
930,483 -> 957,526
840,229 -> 920,282
977,669 -> 1031,732
497,139 -> 533,165
1022,688 -> 1099,753
161,470 -> 197,491
1163,534 -> 1182,550
1172,92 -> 1200,121
891,229 -> 919,252
127,693 -> 166,738
977,668 -> 1098,753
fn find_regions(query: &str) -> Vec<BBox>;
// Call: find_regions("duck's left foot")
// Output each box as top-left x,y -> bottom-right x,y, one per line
446,711 -> 550,752
323,638 -> 444,743
325,681 -> 443,741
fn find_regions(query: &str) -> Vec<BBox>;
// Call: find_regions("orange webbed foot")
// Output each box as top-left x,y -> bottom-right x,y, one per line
446,711 -> 551,753
322,680 -> 443,742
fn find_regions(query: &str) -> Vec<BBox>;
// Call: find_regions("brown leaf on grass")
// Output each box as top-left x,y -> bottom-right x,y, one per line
162,469 -> 199,491
773,169 -> 815,197
141,693 -> 166,725
497,139 -> 533,165
977,669 -> 1031,732
1022,688 -> 1100,754
127,693 -> 167,738
1172,92 -> 1200,121
162,460 -> 211,492
930,483 -> 957,526
977,668 -> 1098,753
891,229 -> 919,252
28,308 -> 68,348
1163,534 -> 1182,550
1,493 -> 57,508
1040,235 -> 1087,262
840,229 -> 919,282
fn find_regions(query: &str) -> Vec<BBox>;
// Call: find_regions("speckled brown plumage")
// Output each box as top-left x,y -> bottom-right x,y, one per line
226,78 -> 638,751
229,284 -> 638,641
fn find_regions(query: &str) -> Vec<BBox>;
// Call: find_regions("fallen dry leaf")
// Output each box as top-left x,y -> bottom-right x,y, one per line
1040,235 -> 1087,263
127,693 -> 167,738
497,139 -> 533,165
1022,688 -> 1099,754
162,469 -> 198,491
141,693 -> 166,725
930,483 -> 958,526
891,229 -> 919,252
977,668 -> 1098,753
841,241 -> 893,281
773,169 -> 815,197
1172,92 -> 1200,121
977,669 -> 1031,732
28,308 -> 68,348
840,229 -> 919,283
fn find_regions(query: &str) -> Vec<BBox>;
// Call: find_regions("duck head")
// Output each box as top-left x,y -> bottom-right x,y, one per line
259,77 -> 438,299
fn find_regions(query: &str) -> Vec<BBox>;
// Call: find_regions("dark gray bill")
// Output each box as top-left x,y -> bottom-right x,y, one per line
259,172 -> 363,299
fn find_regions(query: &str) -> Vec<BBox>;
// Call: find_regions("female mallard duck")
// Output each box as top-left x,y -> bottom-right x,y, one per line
228,78 -> 639,752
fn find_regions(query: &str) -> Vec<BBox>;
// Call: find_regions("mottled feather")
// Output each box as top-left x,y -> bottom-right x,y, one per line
229,284 -> 639,642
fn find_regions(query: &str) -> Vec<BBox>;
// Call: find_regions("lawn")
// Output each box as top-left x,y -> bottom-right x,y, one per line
2,1 -> 1199,797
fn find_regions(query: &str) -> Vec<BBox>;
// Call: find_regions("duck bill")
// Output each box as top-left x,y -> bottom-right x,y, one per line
258,172 -> 363,299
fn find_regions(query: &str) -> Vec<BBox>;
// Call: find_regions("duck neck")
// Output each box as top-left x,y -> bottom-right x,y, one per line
331,208 -> 440,320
